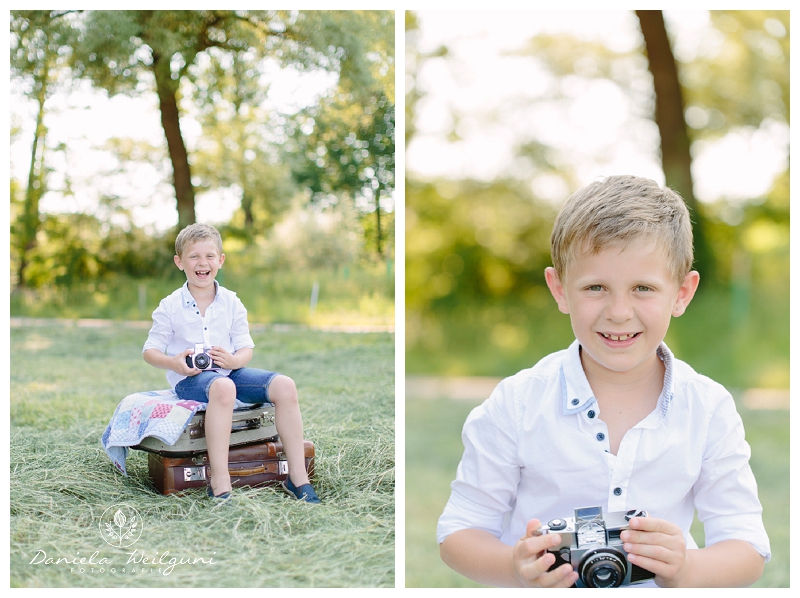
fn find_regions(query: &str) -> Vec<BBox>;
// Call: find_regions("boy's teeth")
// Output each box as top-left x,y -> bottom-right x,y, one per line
603,333 -> 636,341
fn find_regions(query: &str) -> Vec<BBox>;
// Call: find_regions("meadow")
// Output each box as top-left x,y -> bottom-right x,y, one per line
10,322 -> 394,587
10,263 -> 395,329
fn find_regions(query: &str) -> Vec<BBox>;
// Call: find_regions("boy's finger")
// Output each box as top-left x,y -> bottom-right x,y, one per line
524,519 -> 542,538
520,532 -> 562,559
629,517 -> 676,534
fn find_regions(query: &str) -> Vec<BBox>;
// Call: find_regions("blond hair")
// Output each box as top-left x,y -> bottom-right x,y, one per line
550,175 -> 693,281
174,223 -> 223,257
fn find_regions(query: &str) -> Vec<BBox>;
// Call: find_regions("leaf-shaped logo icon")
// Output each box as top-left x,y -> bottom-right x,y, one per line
100,504 -> 144,548
114,510 -> 127,528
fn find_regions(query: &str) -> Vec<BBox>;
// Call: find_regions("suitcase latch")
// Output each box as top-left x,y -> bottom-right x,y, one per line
279,459 -> 289,475
183,466 -> 207,482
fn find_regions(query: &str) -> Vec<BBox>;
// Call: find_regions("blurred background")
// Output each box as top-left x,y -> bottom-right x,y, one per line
405,10 -> 788,587
10,10 -> 395,328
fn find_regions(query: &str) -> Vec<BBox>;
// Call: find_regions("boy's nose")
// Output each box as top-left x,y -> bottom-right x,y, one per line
605,295 -> 633,322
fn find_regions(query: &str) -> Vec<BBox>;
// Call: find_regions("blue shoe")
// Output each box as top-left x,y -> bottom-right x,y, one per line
282,477 -> 321,504
207,486 -> 232,501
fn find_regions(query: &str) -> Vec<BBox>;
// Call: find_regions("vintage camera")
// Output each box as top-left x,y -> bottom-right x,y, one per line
185,343 -> 219,371
537,506 -> 655,587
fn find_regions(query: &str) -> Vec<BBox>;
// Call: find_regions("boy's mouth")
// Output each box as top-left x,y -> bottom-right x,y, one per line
195,270 -> 211,278
599,332 -> 641,342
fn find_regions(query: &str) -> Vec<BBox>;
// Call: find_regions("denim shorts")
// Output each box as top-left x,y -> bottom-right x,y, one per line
174,367 -> 280,404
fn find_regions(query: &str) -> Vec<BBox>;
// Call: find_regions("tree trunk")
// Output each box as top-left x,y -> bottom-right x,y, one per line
152,55 -> 196,230
18,83 -> 48,287
375,188 -> 382,257
636,10 -> 713,281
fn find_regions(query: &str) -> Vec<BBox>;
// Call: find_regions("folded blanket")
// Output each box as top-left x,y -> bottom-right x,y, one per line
101,390 -> 205,476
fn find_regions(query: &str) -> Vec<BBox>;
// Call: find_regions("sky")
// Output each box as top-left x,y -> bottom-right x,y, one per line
406,10 -> 789,209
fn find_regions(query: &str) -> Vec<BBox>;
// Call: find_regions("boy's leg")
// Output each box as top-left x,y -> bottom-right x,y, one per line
205,377 -> 236,495
267,375 -> 311,487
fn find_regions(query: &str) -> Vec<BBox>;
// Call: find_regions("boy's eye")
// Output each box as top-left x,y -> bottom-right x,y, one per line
587,285 -> 603,292
636,285 -> 652,292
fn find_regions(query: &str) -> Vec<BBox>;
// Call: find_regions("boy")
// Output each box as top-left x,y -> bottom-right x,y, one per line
143,223 -> 319,503
437,175 -> 769,587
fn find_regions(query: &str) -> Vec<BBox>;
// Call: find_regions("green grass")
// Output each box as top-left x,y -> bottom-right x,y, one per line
10,264 -> 394,328
405,397 -> 789,588
10,322 -> 394,587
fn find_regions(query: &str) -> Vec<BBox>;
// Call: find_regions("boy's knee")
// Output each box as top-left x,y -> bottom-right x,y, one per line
269,375 -> 298,405
209,377 -> 236,405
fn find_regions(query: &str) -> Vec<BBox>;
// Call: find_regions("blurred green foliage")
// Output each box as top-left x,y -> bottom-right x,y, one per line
405,11 -> 789,389
406,173 -> 788,390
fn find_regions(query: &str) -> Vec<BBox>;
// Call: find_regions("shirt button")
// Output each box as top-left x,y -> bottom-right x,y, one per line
613,487 -> 622,496
196,311 -> 200,314
571,398 -> 579,406
588,410 -> 596,418
596,433 -> 605,441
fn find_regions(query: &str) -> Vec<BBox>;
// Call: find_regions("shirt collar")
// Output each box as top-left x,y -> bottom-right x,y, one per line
180,280 -> 218,308
560,339 -> 675,417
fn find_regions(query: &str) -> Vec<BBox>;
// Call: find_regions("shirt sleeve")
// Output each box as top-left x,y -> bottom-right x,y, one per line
692,391 -> 771,562
437,379 -> 522,544
142,298 -> 174,354
230,296 -> 255,351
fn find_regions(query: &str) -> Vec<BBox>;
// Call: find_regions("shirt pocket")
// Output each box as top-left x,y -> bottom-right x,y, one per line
177,307 -> 204,344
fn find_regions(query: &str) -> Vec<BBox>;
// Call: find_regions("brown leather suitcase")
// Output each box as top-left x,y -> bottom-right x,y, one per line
147,440 -> 315,495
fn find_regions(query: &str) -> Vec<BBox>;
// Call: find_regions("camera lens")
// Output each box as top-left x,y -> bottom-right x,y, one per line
579,549 -> 626,588
194,353 -> 210,369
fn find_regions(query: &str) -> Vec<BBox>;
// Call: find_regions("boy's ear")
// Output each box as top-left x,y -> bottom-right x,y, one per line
672,270 -> 700,317
544,267 -> 570,314
174,254 -> 183,271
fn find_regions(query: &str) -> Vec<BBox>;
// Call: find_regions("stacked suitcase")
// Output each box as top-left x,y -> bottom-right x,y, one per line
133,404 -> 314,495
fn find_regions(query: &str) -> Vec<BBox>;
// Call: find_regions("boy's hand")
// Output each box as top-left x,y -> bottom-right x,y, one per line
620,516 -> 688,587
174,348 -> 200,376
512,519 -> 579,587
207,346 -> 237,370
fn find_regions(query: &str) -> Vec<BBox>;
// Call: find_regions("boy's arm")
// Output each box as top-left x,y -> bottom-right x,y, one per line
621,516 -> 765,587
440,521 -> 578,588
143,347 -> 198,376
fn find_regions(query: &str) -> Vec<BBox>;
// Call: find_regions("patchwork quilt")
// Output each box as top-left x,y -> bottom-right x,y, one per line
101,389 -> 204,476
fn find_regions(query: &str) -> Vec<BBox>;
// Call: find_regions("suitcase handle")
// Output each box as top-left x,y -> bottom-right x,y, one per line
190,416 -> 269,439
230,419 -> 261,432
228,462 -> 285,477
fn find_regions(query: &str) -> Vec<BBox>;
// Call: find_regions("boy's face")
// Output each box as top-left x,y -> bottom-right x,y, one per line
174,239 -> 225,292
545,238 -> 699,381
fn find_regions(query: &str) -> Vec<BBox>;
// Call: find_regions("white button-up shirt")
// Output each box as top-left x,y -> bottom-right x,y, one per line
437,340 -> 771,565
142,281 -> 255,389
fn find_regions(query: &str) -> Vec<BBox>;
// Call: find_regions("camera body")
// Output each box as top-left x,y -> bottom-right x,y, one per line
537,506 -> 655,587
185,343 -> 219,371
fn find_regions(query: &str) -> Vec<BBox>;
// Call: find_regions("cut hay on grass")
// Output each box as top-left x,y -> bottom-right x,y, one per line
10,323 -> 394,587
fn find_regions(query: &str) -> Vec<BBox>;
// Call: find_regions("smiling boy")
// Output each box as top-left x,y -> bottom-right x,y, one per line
437,175 -> 769,587
143,224 -> 319,503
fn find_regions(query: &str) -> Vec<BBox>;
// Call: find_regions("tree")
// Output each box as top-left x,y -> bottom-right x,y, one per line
72,10 -> 389,231
10,10 -> 78,287
189,48 -> 296,238
636,10 -> 713,281
290,93 -> 395,257
286,11 -> 395,257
